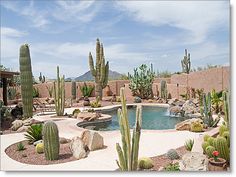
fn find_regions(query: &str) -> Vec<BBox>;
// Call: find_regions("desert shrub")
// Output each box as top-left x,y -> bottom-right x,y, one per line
184,139 -> 194,151
134,96 -> 142,103
164,163 -> 180,171
33,87 -> 39,98
17,142 -> 25,151
90,97 -> 101,108
80,82 -> 94,97
24,124 -> 43,144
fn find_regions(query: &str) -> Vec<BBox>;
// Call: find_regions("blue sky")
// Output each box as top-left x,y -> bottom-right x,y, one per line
1,0 -> 230,78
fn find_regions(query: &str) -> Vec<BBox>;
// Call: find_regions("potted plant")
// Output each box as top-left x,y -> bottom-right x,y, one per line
208,151 -> 227,171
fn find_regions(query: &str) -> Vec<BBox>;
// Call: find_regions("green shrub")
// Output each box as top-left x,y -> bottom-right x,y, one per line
17,142 -> 25,151
184,139 -> 194,151
79,82 -> 94,97
164,163 -> 180,171
33,87 -> 39,98
90,97 -> 101,108
24,124 -> 43,144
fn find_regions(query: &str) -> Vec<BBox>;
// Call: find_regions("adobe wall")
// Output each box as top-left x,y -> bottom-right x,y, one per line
1,66 -> 230,101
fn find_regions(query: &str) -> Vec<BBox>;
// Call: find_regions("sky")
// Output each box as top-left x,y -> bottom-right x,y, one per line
0,0 -> 230,78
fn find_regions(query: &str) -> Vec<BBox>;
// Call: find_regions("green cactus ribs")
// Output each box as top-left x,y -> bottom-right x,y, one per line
19,44 -> 33,118
43,121 -> 60,161
53,66 -> 65,116
116,87 -> 142,171
181,49 -> 191,74
89,38 -> 109,100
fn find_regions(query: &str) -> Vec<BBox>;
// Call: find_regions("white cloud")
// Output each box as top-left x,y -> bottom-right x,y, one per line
1,27 -> 27,37
1,0 -> 50,28
116,1 -> 229,44
53,0 -> 101,23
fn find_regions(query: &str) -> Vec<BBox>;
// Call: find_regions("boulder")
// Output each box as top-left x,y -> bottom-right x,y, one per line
16,125 -> 30,133
59,137 -> 70,144
77,112 -> 101,121
81,130 -> 104,151
23,119 -> 32,126
182,100 -> 198,116
70,136 -> 90,160
175,118 -> 203,131
179,152 -> 208,171
11,120 -> 23,131
168,98 -> 178,106
33,139 -> 43,146
169,106 -> 182,116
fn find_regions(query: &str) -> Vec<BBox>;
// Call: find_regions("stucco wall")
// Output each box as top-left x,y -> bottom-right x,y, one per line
1,66 -> 230,101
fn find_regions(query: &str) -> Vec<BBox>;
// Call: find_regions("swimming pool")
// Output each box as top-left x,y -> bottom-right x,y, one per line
78,106 -> 187,131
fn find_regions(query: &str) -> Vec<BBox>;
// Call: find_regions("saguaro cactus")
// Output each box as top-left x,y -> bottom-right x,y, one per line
19,44 -> 33,118
43,121 -> 60,160
203,92 -> 214,126
181,49 -> 191,74
53,66 -> 65,116
160,80 -> 167,100
89,38 -> 109,100
116,88 -> 142,171
71,81 -> 76,100
223,91 -> 230,128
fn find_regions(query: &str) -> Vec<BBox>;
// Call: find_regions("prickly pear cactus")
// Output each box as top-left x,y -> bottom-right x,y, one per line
19,44 -> 33,118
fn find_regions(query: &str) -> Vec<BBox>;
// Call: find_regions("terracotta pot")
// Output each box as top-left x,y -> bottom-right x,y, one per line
208,158 -> 227,171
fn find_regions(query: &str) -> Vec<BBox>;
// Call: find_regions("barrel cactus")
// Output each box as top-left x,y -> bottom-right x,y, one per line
166,149 -> 180,160
89,38 -> 109,100
53,66 -> 65,116
190,121 -> 203,132
71,81 -> 76,100
36,143 -> 44,154
219,124 -> 228,136
138,157 -> 154,169
43,121 -> 60,160
213,136 -> 230,162
116,88 -> 142,171
205,146 -> 215,158
19,44 -> 33,118
202,141 -> 210,153
222,131 -> 230,147
203,134 -> 210,142
207,136 -> 214,146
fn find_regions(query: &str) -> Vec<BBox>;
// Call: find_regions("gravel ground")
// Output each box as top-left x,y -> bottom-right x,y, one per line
5,140 -> 76,165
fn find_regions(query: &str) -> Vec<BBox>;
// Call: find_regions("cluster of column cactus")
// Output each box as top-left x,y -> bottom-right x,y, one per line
116,88 -> 142,171
181,49 -> 191,74
128,64 -> 155,99
160,80 -> 167,100
53,66 -> 65,116
43,121 -> 60,160
202,92 -> 216,127
89,38 -> 109,100
71,81 -> 76,100
19,44 -> 33,118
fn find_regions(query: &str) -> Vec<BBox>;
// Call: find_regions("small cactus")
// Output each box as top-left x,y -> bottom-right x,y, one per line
160,80 -> 168,100
203,134 -> 210,142
166,149 -> 180,160
138,157 -> 154,169
36,143 -> 44,154
43,121 -> 60,160
222,131 -> 230,148
190,121 -> 203,132
205,146 -> 215,158
213,136 -> 230,162
202,141 -> 210,153
219,125 -> 228,136
207,137 -> 214,146
181,49 -> 191,74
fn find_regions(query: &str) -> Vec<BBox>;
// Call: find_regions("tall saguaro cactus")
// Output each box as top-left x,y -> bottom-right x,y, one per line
181,49 -> 191,74
89,38 -> 109,100
160,80 -> 167,100
53,66 -> 65,116
116,88 -> 142,171
71,81 -> 76,100
19,44 -> 33,118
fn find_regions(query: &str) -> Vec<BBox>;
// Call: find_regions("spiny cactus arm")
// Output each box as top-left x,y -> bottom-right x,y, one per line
116,143 -> 126,171
89,52 -> 96,76
102,61 -> 109,88
223,91 -> 230,127
61,75 -> 65,114
131,105 -> 142,170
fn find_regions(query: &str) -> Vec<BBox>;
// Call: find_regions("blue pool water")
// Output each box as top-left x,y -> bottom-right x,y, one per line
80,106 -> 187,131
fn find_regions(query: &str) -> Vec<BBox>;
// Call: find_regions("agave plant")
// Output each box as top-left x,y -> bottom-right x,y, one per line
24,124 -> 43,144
79,82 -> 94,97
211,89 -> 223,113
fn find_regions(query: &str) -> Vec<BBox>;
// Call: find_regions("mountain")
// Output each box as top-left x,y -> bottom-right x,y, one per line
66,70 -> 124,81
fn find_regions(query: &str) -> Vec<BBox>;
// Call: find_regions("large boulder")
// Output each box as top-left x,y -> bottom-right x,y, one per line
11,120 -> 23,131
16,125 -> 30,133
169,106 -> 182,116
179,152 -> 208,171
70,136 -> 90,160
23,119 -> 33,126
175,118 -> 203,131
182,100 -> 199,116
81,130 -> 104,151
